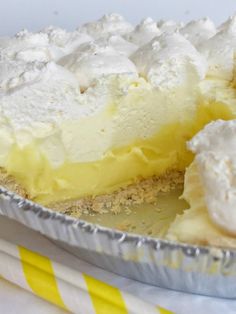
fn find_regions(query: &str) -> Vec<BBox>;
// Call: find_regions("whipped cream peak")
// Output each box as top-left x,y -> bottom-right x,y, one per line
0,29 -> 60,63
188,119 -> 236,235
78,13 -> 133,39
180,17 -> 216,46
25,61 -> 78,85
198,15 -> 236,81
1,60 -> 79,92
131,32 -> 207,88
90,34 -> 138,56
15,29 -> 49,45
124,17 -> 161,46
40,26 -> 68,45
188,119 -> 236,155
41,26 -> 92,54
1,27 -> 93,65
141,17 -> 157,28
0,61 -> 81,133
157,19 -> 183,33
4,61 -> 51,91
59,40 -> 137,89
217,14 -> 236,33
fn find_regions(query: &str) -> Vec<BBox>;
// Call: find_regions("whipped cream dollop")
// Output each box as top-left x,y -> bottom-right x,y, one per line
180,17 -> 216,46
59,41 -> 138,89
0,28 -> 92,64
198,15 -> 236,80
93,34 -> 138,56
41,26 -> 92,55
0,61 -> 83,165
124,18 -> 161,46
77,13 -> 133,39
0,61 -> 80,130
0,30 -> 66,62
0,60 -> 31,92
131,32 -> 207,88
0,29 -> 54,62
188,119 -> 236,235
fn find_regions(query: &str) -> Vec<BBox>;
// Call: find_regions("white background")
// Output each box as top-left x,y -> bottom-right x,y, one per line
0,0 -> 236,36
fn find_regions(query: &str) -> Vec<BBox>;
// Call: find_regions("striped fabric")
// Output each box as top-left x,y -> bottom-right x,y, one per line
0,239 -> 173,314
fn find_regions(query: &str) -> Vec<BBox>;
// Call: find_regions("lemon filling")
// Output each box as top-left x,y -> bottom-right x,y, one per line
4,87 -> 235,206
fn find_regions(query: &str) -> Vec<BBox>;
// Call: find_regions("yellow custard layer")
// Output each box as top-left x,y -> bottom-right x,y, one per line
5,97 -> 235,205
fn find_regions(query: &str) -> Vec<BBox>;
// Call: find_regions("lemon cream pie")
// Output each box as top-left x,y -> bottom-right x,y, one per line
1,13 -> 236,217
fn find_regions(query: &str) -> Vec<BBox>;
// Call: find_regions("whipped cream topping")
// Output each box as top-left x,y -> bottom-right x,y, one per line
77,13 -> 133,39
1,13 -> 236,168
131,32 -> 207,88
124,18 -> 161,46
1,13 -> 235,93
180,17 -> 216,46
188,120 -> 236,235
198,15 -> 236,80
59,41 -> 138,89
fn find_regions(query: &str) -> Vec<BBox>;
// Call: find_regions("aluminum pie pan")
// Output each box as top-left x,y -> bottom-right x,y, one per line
0,186 -> 236,298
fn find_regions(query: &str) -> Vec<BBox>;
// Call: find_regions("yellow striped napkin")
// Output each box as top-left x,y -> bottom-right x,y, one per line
0,239 -> 172,314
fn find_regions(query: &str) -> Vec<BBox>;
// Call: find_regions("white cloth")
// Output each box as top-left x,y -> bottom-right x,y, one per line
0,278 -> 66,314
0,215 -> 236,314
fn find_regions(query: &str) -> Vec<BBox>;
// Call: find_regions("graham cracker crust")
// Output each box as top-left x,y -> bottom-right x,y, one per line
0,169 -> 184,218
0,170 -> 29,198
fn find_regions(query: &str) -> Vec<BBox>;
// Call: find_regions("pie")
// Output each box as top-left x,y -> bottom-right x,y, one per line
1,14 -> 236,246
